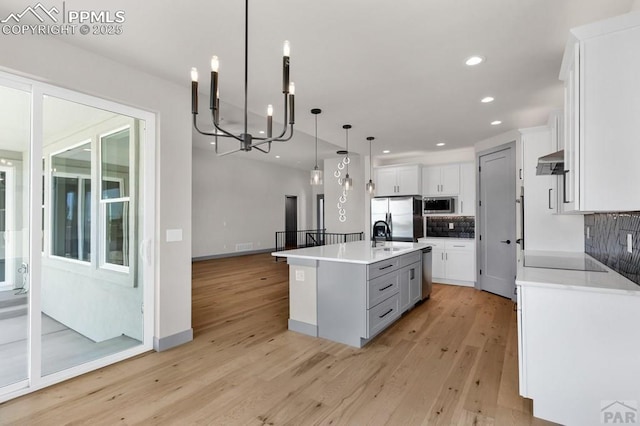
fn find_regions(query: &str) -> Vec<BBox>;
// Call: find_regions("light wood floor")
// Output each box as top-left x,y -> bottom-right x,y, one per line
0,253 -> 555,425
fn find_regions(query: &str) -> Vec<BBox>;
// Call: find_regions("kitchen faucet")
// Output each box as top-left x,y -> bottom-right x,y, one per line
372,220 -> 392,247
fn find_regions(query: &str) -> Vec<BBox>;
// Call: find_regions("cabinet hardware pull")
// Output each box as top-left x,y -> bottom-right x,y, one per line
453,245 -> 464,247
379,308 -> 393,319
441,253 -> 444,260
379,284 -> 394,291
548,188 -> 553,210
461,201 -> 463,212
562,170 -> 569,204
379,264 -> 393,270
410,268 -> 415,280
446,253 -> 448,260
500,240 -> 511,244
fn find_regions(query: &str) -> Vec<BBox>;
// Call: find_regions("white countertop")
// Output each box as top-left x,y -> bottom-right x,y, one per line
516,250 -> 640,295
272,240 -> 430,265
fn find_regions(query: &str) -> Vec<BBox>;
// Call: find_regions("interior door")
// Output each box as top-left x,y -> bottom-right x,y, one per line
285,196 -> 297,249
478,145 -> 516,299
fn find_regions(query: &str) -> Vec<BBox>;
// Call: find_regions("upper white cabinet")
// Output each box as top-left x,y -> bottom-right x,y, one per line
422,164 -> 460,196
374,165 -> 421,197
560,12 -> 640,212
459,163 -> 476,216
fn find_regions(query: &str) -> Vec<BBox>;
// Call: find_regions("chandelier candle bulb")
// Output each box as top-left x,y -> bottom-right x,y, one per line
267,105 -> 273,137
190,68 -> 199,115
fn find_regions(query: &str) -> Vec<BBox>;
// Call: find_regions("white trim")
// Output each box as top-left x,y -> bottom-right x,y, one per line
0,165 -> 16,288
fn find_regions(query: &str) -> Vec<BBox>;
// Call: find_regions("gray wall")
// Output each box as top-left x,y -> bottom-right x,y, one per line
191,146 -> 312,258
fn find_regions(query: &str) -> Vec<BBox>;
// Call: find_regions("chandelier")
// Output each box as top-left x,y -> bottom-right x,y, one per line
190,0 -> 295,156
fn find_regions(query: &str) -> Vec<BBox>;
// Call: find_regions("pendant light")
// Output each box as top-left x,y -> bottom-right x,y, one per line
366,136 -> 375,195
342,124 -> 353,190
310,108 -> 323,185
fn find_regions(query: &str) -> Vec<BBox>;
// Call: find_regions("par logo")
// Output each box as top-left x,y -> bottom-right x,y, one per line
601,400 -> 638,424
1,2 -> 59,23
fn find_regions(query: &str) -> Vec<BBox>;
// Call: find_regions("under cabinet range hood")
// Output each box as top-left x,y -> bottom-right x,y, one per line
536,150 -> 565,175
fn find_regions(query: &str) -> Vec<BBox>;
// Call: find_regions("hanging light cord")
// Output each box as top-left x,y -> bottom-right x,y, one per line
314,114 -> 318,168
346,127 -> 349,174
369,139 -> 372,178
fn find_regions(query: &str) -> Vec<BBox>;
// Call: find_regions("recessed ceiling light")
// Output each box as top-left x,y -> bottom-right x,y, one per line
259,131 -> 265,134
465,55 -> 484,66
210,142 -> 216,145
383,150 -> 390,154
481,96 -> 494,103
275,155 -> 281,158
491,120 -> 502,125
436,142 -> 446,147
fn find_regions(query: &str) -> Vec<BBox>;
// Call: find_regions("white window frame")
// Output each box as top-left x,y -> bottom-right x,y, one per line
98,125 -> 132,273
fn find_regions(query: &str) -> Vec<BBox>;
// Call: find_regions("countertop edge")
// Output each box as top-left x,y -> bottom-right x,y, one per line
271,244 -> 428,265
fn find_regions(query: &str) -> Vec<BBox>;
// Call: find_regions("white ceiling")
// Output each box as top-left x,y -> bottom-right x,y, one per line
0,0 -> 636,169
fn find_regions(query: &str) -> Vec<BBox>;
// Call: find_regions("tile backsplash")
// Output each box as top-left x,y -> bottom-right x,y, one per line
585,212 -> 640,285
426,216 -> 475,238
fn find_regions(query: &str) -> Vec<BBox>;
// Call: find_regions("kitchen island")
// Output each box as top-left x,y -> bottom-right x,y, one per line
516,250 -> 640,425
273,240 -> 429,348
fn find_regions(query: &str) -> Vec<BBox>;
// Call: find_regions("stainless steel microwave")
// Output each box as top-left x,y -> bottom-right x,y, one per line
423,197 -> 456,214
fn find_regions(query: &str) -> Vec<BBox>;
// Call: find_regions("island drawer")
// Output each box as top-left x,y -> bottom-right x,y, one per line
368,273 -> 400,308
368,258 -> 401,280
367,293 -> 400,338
399,251 -> 421,267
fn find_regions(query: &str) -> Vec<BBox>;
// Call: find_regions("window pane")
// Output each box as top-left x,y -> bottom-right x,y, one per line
101,129 -> 129,199
52,176 -> 79,258
104,201 -> 128,266
51,142 -> 91,261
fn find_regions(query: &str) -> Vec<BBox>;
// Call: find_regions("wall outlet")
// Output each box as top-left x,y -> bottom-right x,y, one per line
628,233 -> 633,254
449,222 -> 454,230
295,270 -> 305,281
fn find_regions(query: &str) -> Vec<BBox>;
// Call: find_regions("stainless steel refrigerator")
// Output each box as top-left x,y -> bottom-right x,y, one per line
371,196 -> 424,242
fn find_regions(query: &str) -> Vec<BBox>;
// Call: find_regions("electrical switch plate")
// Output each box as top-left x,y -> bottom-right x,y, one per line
295,270 -> 305,281
166,229 -> 183,242
628,234 -> 633,254
449,222 -> 454,230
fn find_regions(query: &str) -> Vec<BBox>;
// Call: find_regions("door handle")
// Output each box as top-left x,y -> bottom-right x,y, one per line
500,240 -> 511,244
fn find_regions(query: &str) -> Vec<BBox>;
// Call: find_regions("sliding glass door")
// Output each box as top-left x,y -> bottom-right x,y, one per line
0,81 -> 30,391
0,72 -> 155,401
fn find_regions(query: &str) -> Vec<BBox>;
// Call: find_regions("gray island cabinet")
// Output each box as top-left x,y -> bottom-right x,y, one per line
273,241 -> 427,348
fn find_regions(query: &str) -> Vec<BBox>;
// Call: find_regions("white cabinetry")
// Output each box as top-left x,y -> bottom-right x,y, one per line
560,13 -> 640,212
521,126 -> 584,252
422,164 -> 460,196
517,280 -> 640,425
374,165 -> 421,196
422,238 -> 475,286
459,163 -> 476,215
